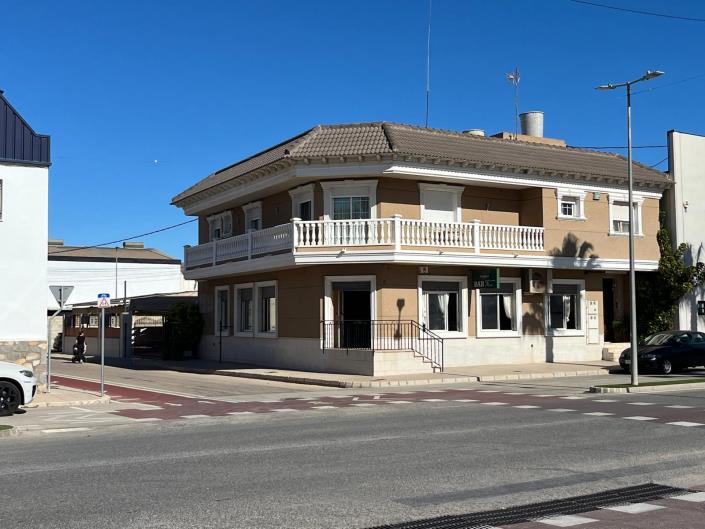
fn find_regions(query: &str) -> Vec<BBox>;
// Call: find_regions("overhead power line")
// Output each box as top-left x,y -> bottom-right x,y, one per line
568,0 -> 705,22
50,218 -> 197,255
650,156 -> 669,168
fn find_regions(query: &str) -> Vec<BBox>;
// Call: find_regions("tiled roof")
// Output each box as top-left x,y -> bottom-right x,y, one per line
172,122 -> 669,205
48,245 -> 180,263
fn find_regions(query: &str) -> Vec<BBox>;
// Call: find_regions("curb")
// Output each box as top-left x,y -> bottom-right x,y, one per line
590,382 -> 705,393
21,395 -> 111,409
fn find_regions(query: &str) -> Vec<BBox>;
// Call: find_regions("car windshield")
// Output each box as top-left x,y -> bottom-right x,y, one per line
643,333 -> 677,346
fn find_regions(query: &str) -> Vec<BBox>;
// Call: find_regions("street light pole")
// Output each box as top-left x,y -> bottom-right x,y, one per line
596,70 -> 664,387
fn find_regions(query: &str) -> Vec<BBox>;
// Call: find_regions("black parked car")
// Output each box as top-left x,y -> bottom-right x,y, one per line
619,331 -> 705,374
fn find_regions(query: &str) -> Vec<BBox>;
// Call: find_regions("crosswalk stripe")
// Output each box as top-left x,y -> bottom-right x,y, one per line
604,502 -> 664,514
535,514 -> 598,526
671,491 -> 705,502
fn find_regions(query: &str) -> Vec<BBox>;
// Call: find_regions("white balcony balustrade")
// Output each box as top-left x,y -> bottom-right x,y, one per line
185,217 -> 544,269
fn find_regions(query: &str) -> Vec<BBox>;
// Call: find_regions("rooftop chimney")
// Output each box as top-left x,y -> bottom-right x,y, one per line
123,241 -> 145,249
520,111 -> 544,138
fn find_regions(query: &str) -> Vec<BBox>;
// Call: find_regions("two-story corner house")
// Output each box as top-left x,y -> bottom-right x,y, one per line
172,119 -> 670,376
0,91 -> 50,382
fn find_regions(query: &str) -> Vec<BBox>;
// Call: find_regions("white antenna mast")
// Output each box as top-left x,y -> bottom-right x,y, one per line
506,67 -> 520,137
425,0 -> 432,128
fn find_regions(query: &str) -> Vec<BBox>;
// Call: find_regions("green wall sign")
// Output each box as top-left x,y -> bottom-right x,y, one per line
472,268 -> 500,289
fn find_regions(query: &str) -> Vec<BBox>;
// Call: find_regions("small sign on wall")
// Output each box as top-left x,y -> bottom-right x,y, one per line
472,268 -> 500,289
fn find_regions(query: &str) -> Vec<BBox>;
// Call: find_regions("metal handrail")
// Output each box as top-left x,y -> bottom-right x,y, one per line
320,319 -> 444,372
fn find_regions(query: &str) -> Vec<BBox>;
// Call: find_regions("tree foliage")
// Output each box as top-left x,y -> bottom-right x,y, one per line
636,213 -> 705,339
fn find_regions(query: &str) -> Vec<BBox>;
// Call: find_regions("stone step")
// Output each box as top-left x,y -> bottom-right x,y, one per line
602,342 -> 629,361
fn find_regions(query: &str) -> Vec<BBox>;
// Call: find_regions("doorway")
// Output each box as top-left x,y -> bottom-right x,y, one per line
325,277 -> 375,349
603,278 -> 615,342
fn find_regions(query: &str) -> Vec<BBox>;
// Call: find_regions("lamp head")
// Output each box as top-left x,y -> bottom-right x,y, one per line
595,84 -> 615,91
643,70 -> 665,81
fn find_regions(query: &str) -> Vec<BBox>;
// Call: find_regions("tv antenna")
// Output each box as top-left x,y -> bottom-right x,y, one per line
506,67 -> 520,137
425,0 -> 432,128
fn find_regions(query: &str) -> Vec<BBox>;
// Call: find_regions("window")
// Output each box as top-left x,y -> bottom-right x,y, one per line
256,281 -> 277,336
289,183 -> 315,221
242,201 -> 262,232
333,196 -> 369,220
609,195 -> 643,236
556,189 -> 585,220
419,183 -> 463,222
89,315 -> 99,328
419,277 -> 468,336
476,279 -> 521,337
109,314 -> 121,328
208,211 -> 233,241
214,286 -> 230,335
547,281 -> 584,334
235,285 -> 254,335
321,180 -> 377,220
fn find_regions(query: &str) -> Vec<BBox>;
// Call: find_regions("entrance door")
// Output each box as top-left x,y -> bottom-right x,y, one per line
603,278 -> 615,342
335,283 -> 371,348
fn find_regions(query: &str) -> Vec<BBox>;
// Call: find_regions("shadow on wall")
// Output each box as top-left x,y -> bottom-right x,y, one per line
523,299 -> 553,362
548,233 -> 598,268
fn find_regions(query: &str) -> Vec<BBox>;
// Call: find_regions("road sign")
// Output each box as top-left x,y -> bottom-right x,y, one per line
471,268 -> 500,289
97,293 -> 111,308
49,285 -> 74,309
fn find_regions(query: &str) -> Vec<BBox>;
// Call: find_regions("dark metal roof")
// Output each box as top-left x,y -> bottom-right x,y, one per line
48,244 -> 181,264
172,122 -> 671,206
0,91 -> 51,166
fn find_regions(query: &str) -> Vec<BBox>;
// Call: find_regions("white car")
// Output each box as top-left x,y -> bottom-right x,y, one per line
0,361 -> 38,415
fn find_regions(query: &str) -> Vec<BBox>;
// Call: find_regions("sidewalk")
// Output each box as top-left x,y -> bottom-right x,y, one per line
21,386 -> 111,409
86,355 -> 617,388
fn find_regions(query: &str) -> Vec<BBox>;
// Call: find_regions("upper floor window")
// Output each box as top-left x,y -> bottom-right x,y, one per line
289,183 -> 315,221
208,211 -> 233,241
242,201 -> 262,232
556,189 -> 585,220
321,180 -> 377,220
419,183 -> 463,223
609,195 -> 643,236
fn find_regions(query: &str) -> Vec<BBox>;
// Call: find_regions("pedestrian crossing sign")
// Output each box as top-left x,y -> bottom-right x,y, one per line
97,293 -> 111,308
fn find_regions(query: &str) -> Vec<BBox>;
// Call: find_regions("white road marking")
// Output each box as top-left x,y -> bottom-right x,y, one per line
391,391 -> 415,394
164,403 -> 182,407
535,394 -> 558,398
454,399 -> 479,403
547,408 -> 576,413
351,403 -> 376,407
352,397 -> 360,401
583,412 -> 614,416
197,400 -> 216,404
514,405 -> 541,409
665,405 -> 695,409
422,389 -> 447,393
227,411 -> 254,415
593,399 -> 618,403
257,400 -> 281,403
623,416 -> 657,421
603,502 -> 664,514
560,396 -> 588,400
671,491 -> 705,502
422,398 -> 447,402
536,514 -> 597,526
667,421 -> 704,427
41,427 -> 91,434
271,408 -> 297,412
482,402 -> 508,406
504,392 -> 526,395
329,395 -> 353,399
627,402 -> 655,406
478,390 -> 500,393
181,414 -> 210,419
133,403 -> 163,410
388,401 -> 413,404
131,417 -> 163,422
311,406 -> 338,409
372,395 -> 382,400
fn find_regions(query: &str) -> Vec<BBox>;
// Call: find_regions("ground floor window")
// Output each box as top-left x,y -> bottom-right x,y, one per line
258,283 -> 277,334
419,277 -> 467,336
476,279 -> 521,338
215,286 -> 230,335
548,281 -> 583,333
236,285 -> 253,334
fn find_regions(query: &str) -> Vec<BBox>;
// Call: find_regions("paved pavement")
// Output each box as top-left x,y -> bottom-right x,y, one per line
2,379 -> 705,529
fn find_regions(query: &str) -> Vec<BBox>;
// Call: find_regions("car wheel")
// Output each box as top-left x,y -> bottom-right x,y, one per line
0,381 -> 21,416
660,359 -> 673,375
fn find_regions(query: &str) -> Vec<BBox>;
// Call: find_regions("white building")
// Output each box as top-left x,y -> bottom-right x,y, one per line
666,130 -> 705,332
0,91 -> 50,381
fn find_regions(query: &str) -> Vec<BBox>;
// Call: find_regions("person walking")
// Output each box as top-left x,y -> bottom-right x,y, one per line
74,330 -> 87,363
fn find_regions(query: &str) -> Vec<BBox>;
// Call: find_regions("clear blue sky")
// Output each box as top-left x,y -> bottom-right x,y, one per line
3,0 -> 704,258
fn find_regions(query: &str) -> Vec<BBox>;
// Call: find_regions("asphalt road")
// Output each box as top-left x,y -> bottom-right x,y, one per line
3,388 -> 705,529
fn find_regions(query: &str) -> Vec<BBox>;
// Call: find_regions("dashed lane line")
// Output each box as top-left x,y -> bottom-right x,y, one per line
623,416 -> 658,421
453,399 -> 479,403
665,405 -> 695,409
311,406 -> 338,409
388,401 -> 413,404
547,408 -> 577,413
421,398 -> 447,402
593,399 -> 618,403
583,412 -> 614,416
627,402 -> 656,406
666,421 -> 705,427
131,418 -> 163,422
227,411 -> 254,415
181,415 -> 211,419
514,405 -> 541,409
41,427 -> 91,434
482,402 -> 508,406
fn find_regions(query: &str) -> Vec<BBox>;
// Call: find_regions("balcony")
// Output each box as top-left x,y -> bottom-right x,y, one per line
184,217 -> 544,272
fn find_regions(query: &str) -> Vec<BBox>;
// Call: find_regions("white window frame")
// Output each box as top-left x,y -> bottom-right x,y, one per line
475,277 -> 522,338
608,194 -> 644,236
207,211 -> 233,241
545,278 -> 586,337
242,201 -> 262,232
214,286 -> 231,336
289,183 -> 315,220
417,275 -> 468,338
556,188 -> 586,220
320,180 -> 377,220
419,183 -> 463,222
233,283 -> 255,337
323,275 -> 377,322
254,280 -> 278,338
